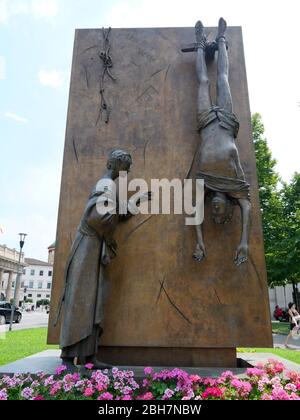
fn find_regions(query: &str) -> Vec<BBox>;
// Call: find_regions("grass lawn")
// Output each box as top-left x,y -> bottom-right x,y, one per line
1,328 -> 300,368
238,348 -> 300,365
0,328 -> 58,366
271,321 -> 289,335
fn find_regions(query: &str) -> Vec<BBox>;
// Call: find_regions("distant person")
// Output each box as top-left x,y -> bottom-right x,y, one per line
285,303 -> 300,348
274,305 -> 284,321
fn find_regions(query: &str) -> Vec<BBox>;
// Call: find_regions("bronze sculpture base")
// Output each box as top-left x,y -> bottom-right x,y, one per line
98,347 -> 237,367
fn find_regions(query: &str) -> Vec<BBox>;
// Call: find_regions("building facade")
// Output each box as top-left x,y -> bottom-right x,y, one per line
0,242 -> 55,307
22,258 -> 53,306
0,244 -> 26,305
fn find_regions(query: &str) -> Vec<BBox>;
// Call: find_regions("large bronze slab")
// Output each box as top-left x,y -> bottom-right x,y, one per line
48,27 -> 272,361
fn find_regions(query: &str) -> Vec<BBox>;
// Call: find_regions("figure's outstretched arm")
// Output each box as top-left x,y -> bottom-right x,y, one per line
235,198 -> 251,266
193,223 -> 206,262
120,191 -> 152,221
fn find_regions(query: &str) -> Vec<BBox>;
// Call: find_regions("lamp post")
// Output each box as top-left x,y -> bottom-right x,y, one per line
9,233 -> 27,331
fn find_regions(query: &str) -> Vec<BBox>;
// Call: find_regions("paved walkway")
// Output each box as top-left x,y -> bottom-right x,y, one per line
273,333 -> 300,350
1,349 -> 300,377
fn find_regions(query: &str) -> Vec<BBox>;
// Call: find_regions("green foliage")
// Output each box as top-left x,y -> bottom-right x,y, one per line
252,113 -> 300,288
36,299 -> 50,307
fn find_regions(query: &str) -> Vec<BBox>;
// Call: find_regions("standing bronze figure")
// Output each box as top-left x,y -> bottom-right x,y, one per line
55,150 -> 147,371
184,18 -> 251,266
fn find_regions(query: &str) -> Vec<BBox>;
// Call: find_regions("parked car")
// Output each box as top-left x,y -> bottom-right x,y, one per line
0,302 -> 22,325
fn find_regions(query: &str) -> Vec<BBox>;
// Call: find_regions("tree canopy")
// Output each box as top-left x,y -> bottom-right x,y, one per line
252,113 -> 300,288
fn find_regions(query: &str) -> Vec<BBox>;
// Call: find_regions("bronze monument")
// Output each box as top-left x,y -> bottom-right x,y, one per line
183,18 -> 251,266
55,150 -> 149,370
48,22 -> 272,368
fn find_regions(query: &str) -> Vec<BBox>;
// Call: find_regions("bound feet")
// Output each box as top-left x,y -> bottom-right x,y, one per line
194,17 -> 228,58
195,20 -> 206,48
216,17 -> 227,41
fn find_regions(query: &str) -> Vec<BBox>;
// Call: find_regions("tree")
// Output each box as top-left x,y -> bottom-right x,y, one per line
277,173 -> 300,306
36,299 -> 50,307
252,113 -> 283,286
252,113 -> 300,304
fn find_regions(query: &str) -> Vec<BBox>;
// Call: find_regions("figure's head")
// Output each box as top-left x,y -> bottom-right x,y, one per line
211,192 -> 233,224
288,302 -> 296,311
107,149 -> 132,179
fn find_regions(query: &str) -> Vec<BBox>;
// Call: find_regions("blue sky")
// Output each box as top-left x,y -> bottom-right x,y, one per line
1,0 -> 300,260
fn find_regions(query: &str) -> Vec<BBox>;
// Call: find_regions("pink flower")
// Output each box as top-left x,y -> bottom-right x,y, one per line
203,378 -> 217,387
271,387 -> 290,400
33,395 -> 45,400
55,365 -> 67,376
50,383 -> 61,396
96,383 -> 107,392
84,387 -> 94,397
21,387 -> 34,399
261,393 -> 273,400
121,395 -> 132,400
221,370 -> 234,381
0,389 -> 8,400
98,392 -> 113,400
85,363 -> 94,370
246,367 -> 265,378
139,392 -> 154,400
190,374 -> 202,383
202,387 -> 223,399
162,388 -> 174,400
264,359 -> 285,376
290,393 -> 300,400
72,373 -> 80,381
286,371 -> 300,383
231,379 -> 243,389
144,367 -> 153,376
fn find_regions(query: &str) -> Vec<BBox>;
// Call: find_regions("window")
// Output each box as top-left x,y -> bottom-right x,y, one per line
48,271 -> 52,276
30,269 -> 35,276
38,282 -> 42,289
46,294 -> 50,299
47,283 -> 51,290
37,294 -> 41,298
29,281 -> 34,289
28,294 -> 32,298
39,271 -> 44,276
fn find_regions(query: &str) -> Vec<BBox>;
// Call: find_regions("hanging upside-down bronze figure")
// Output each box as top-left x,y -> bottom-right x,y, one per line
183,18 -> 251,266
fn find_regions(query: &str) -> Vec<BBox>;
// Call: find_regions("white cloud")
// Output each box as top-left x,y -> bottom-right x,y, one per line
0,0 -> 58,23
30,0 -> 58,19
4,112 -> 28,123
0,56 -> 6,79
38,70 -> 65,88
0,162 -> 61,260
0,0 -> 8,23
11,0 -> 29,16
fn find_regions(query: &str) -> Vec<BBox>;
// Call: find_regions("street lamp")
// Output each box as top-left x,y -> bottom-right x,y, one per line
9,233 -> 27,331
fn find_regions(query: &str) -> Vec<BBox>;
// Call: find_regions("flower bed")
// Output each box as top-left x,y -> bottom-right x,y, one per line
0,359 -> 300,400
